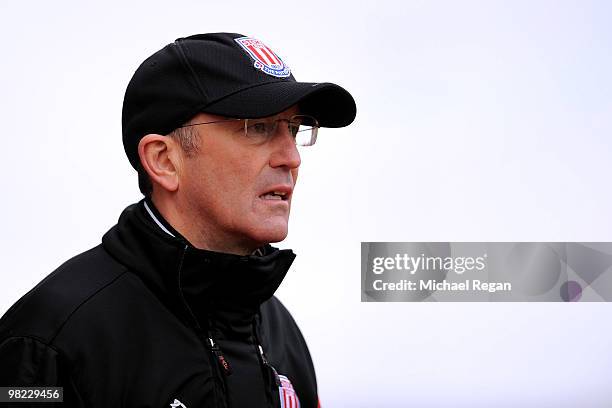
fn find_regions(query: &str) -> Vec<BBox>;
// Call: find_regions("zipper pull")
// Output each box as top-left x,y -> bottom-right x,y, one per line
258,344 -> 280,386
209,337 -> 232,376
257,344 -> 269,365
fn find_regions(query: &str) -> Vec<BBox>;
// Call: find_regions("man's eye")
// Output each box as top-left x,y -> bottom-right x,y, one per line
249,122 -> 268,134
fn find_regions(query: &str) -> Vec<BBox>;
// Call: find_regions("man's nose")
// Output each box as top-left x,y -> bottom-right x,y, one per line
269,123 -> 301,169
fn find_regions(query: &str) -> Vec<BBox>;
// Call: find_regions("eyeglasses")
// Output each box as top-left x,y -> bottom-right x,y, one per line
178,114 -> 319,146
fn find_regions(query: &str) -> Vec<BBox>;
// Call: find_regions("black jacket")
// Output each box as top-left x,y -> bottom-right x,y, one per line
0,200 -> 318,407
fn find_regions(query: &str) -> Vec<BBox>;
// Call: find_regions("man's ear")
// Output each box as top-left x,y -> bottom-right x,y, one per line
137,134 -> 181,193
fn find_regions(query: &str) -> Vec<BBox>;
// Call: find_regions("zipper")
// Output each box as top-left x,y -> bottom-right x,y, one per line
253,317 -> 281,407
176,245 -> 230,408
208,335 -> 233,376
192,326 -> 230,408
257,344 -> 280,387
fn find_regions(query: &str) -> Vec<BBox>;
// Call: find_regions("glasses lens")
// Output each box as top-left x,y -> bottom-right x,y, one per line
245,119 -> 274,142
244,115 -> 319,146
292,115 -> 319,146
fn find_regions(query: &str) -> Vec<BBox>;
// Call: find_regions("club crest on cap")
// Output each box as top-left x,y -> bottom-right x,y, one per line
234,37 -> 291,78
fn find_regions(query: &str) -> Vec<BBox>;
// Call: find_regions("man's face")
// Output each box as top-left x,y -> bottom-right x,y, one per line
177,105 -> 301,252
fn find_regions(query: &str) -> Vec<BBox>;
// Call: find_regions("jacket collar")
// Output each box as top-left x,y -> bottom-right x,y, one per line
101,199 -> 296,337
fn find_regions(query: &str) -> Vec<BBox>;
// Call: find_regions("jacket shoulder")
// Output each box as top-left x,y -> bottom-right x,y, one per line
0,244 -> 127,344
260,295 -> 314,340
0,335 -> 86,406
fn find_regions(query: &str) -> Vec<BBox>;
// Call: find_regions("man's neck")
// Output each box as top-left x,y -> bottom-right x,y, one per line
147,194 -> 258,255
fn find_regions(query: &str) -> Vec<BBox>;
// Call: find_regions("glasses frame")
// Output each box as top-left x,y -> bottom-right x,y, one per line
176,114 -> 319,146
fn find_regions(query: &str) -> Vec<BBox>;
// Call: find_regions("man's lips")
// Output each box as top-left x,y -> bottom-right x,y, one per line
258,185 -> 293,201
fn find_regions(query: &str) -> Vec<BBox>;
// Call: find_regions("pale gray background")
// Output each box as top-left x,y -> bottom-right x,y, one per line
1,1 -> 611,406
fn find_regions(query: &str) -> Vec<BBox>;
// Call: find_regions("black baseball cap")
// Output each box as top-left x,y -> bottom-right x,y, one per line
122,32 -> 357,169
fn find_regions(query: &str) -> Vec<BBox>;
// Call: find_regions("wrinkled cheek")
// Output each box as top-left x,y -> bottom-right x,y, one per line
226,191 -> 255,225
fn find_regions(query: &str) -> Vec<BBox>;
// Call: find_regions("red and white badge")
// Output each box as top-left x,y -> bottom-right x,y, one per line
234,37 -> 291,78
278,374 -> 300,408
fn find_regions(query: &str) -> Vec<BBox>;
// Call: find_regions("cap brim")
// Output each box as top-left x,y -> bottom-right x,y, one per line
201,81 -> 356,128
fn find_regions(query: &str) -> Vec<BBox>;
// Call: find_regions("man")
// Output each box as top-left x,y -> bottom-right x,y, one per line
0,33 -> 355,407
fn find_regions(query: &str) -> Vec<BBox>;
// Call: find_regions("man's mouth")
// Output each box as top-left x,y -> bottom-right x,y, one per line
260,191 -> 289,201
259,185 -> 292,201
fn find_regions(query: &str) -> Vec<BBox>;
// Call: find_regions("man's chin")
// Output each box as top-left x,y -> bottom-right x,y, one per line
245,221 -> 289,246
